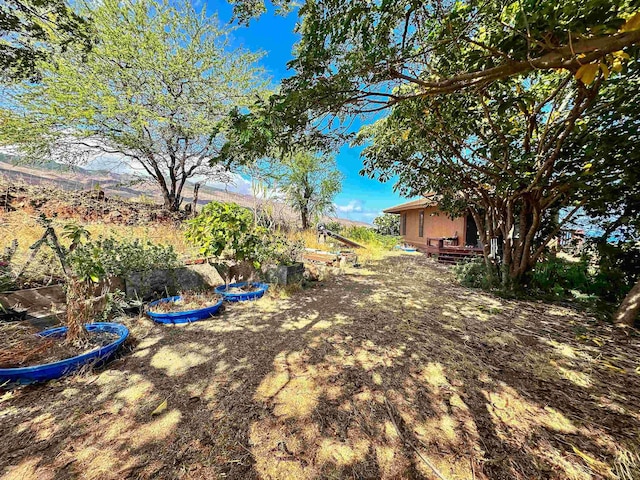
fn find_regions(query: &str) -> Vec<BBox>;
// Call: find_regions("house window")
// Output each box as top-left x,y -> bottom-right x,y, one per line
419,210 -> 424,237
401,213 -> 407,235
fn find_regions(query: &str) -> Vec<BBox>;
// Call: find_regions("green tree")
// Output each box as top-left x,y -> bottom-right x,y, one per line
0,0 -> 92,82
235,0 -> 640,112
358,70 -> 612,287
373,214 -> 399,236
228,0 -> 639,291
277,152 -> 342,230
561,61 -> 640,243
559,60 -> 640,325
1,0 -> 267,211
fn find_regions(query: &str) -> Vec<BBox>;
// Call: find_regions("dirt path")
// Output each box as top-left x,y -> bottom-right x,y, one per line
1,253 -> 639,480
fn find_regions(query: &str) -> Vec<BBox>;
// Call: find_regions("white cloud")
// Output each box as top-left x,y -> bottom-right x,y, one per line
86,153 -> 147,175
85,153 -> 279,199
331,200 -> 382,224
334,200 -> 363,213
207,173 -> 253,195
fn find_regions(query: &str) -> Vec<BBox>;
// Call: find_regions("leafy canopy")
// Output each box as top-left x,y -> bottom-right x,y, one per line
281,0 -> 640,114
559,59 -> 640,242
276,151 -> 343,229
185,201 -> 303,267
1,0 -> 268,210
185,201 -> 273,267
0,0 -> 92,82
373,214 -> 400,236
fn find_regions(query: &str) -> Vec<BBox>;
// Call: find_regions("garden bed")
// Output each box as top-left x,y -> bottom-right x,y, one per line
0,322 -> 129,384
147,292 -> 222,314
214,281 -> 269,302
0,323 -> 119,369
146,292 -> 224,324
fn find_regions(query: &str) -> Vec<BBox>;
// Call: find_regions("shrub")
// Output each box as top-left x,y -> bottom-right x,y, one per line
528,247 -> 638,305
61,223 -> 91,251
455,256 -> 596,296
186,202 -> 303,268
256,232 -> 305,266
67,237 -> 181,281
185,202 -> 266,266
590,241 -> 640,304
323,221 -> 343,232
453,258 -> 497,290
373,214 -> 400,236
454,242 -> 640,316
528,256 -> 591,296
341,226 -> 377,243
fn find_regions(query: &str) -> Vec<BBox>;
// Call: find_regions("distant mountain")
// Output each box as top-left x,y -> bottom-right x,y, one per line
0,160 -> 370,227
1,154 -> 88,174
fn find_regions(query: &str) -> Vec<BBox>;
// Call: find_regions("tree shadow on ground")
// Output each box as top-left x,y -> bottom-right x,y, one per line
1,253 -> 639,479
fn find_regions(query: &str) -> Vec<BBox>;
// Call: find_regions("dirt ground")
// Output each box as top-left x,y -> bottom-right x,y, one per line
1,253 -> 639,480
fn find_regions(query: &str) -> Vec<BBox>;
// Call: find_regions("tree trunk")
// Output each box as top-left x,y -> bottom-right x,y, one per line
301,206 -> 309,230
162,191 -> 182,212
300,186 -> 313,230
614,278 -> 640,327
65,277 -> 92,345
468,206 -> 498,285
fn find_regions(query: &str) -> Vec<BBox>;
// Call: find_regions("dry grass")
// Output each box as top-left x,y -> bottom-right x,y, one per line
0,210 -> 199,284
290,229 -> 326,251
2,253 -> 639,480
290,228 -> 400,265
0,324 -> 54,368
2,210 -> 196,258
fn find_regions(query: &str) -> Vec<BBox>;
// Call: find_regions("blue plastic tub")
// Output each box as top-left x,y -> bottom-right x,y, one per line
401,247 -> 417,252
0,322 -> 129,386
146,295 -> 223,324
214,282 -> 269,302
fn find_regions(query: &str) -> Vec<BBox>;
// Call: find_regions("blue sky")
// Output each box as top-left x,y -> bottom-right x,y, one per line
206,0 -> 410,223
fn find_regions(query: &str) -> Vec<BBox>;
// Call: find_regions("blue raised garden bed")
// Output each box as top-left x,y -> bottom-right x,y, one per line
146,295 -> 223,324
214,282 -> 269,302
0,322 -> 129,385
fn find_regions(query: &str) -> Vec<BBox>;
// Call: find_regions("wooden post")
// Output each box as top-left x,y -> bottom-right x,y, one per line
191,183 -> 201,217
3,186 -> 10,212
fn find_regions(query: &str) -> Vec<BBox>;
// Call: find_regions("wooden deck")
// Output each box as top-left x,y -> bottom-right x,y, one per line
412,237 -> 484,264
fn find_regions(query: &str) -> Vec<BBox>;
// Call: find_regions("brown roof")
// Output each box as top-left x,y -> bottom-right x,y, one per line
383,195 -> 438,214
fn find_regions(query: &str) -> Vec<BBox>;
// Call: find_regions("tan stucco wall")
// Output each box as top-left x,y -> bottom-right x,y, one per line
400,207 -> 466,248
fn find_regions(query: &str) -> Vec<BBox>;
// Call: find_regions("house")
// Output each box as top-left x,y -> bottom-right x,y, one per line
383,195 -> 483,262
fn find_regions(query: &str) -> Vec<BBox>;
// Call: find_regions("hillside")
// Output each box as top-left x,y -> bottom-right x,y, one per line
0,160 -> 370,228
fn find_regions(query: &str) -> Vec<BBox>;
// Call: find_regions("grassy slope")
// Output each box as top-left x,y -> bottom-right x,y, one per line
1,178 -> 391,287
